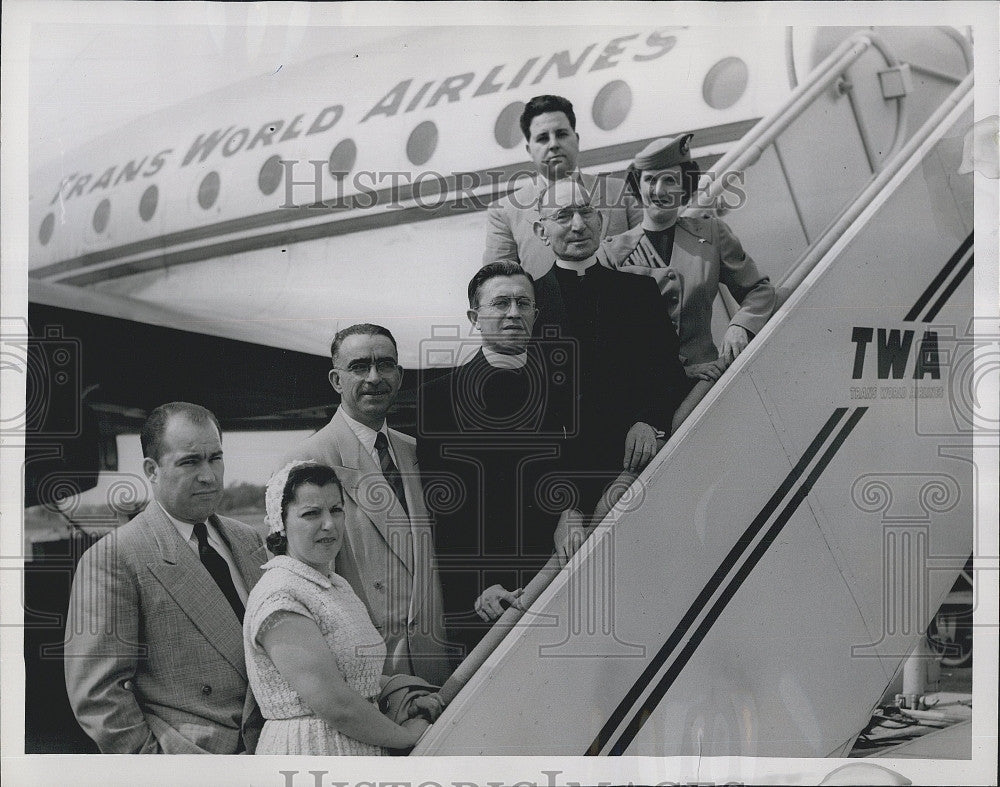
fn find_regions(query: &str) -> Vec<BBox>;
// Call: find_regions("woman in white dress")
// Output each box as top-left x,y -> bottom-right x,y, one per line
244,461 -> 430,755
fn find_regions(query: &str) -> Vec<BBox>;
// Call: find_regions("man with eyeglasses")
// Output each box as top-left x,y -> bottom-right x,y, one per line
417,262 -> 575,657
483,94 -> 641,282
531,177 -> 690,515
276,323 -> 452,684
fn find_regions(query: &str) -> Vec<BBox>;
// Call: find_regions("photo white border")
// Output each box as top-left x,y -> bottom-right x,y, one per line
2,2 -> 997,785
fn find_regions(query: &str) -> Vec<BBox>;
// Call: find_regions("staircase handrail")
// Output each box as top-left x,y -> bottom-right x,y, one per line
779,73 -> 972,294
690,31 -> 907,214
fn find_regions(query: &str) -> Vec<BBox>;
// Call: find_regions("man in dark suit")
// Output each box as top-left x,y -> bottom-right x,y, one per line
418,262 -> 573,656
274,324 -> 452,685
531,176 -> 691,513
65,402 -> 267,753
483,94 -> 641,281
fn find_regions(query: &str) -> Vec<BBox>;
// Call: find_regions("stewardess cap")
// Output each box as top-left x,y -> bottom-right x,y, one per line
632,134 -> 694,170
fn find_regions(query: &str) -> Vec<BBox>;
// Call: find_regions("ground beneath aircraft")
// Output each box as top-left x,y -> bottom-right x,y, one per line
851,667 -> 973,758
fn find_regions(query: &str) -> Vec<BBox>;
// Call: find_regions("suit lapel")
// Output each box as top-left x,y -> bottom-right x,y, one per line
673,217 -> 713,270
214,514 -> 267,591
330,409 -> 414,573
143,503 -> 247,678
389,432 -> 428,622
636,233 -> 669,268
390,430 -> 425,528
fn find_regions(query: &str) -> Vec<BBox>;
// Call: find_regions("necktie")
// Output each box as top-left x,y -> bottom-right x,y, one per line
193,522 -> 245,623
374,431 -> 409,515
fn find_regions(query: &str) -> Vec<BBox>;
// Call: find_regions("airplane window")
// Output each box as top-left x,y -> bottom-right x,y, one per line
92,199 -> 110,233
592,80 -> 632,131
328,139 -> 357,178
39,213 -> 54,245
258,155 -> 284,196
703,56 -> 749,110
406,120 -> 438,166
198,171 -> 220,210
139,185 -> 158,221
494,101 -> 526,149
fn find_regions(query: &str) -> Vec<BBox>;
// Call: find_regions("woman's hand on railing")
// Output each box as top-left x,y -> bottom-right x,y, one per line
407,693 -> 445,722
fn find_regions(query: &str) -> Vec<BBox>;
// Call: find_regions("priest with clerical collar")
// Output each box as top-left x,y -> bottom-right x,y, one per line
530,176 -> 691,513
417,261 -> 574,657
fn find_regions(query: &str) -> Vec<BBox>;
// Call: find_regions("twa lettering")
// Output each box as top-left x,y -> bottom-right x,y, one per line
851,327 -> 941,380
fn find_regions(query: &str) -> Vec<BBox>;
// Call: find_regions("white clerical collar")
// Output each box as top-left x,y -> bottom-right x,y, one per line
555,255 -> 599,276
482,346 -> 528,369
340,409 -> 388,454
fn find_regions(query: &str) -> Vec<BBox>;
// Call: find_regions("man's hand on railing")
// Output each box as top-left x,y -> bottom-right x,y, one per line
553,508 -> 589,566
685,358 -> 728,381
719,325 -> 750,364
623,421 -> 659,472
474,584 -> 524,621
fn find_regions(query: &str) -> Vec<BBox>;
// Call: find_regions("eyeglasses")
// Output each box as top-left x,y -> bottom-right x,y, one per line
538,205 -> 598,226
476,296 -> 537,313
334,358 -> 400,376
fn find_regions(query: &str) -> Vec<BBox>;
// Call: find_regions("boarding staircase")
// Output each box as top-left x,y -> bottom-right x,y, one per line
414,32 -> 977,756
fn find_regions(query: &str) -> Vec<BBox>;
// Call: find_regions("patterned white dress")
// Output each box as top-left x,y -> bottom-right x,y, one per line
244,555 -> 388,755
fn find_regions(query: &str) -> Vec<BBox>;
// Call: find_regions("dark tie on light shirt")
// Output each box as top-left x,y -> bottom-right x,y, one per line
374,431 -> 409,515
193,522 -> 245,623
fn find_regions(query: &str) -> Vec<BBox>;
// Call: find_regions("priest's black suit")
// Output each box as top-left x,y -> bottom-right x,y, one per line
417,346 -> 573,657
537,260 -> 692,512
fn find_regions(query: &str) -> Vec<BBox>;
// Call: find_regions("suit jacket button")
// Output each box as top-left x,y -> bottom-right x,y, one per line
202,685 -> 212,695
373,580 -> 384,590
120,679 -> 133,691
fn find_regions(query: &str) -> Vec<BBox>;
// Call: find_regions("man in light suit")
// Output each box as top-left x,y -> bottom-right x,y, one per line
483,94 -> 642,281
275,324 -> 453,684
65,402 -> 267,754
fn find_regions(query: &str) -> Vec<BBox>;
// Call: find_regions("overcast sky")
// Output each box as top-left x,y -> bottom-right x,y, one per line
23,6 -> 394,492
28,6 -> 397,167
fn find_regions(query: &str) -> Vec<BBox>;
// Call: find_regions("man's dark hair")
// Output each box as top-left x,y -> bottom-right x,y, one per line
625,160 -> 701,206
468,262 -> 535,307
140,402 -> 222,462
266,463 -> 343,556
520,95 -> 576,141
330,323 -> 398,364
